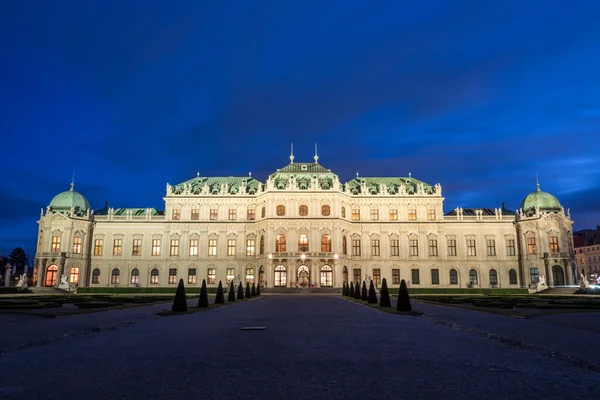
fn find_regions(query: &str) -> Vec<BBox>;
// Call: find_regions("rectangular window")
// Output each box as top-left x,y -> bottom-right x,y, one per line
448,239 -> 457,256
352,239 -> 361,256
51,235 -> 61,252
427,209 -> 436,221
392,268 -> 400,284
527,237 -> 536,255
94,239 -> 103,256
530,267 -> 539,283
467,239 -> 476,256
208,239 -> 217,256
172,209 -> 180,220
191,209 -> 200,220
188,268 -> 197,284
169,268 -> 177,284
92,270 -> 100,284
210,209 -> 218,220
370,209 -> 379,221
70,267 -> 80,284
353,268 -> 361,284
486,239 -> 496,256
411,269 -> 420,285
228,209 -> 237,220
390,239 -> 399,256
227,239 -> 236,256
170,239 -> 179,256
428,239 -> 438,256
113,239 -> 122,256
189,239 -> 198,256
72,237 -> 82,254
208,268 -> 216,284
246,268 -> 255,284
246,238 -> 255,256
247,209 -> 255,220
431,269 -> 440,285
371,239 -> 380,256
506,239 -> 516,256
226,268 -> 235,283
408,209 -> 417,221
410,239 -> 418,256
152,239 -> 161,256
132,239 -> 141,256
352,208 -> 360,221
373,269 -> 381,286
389,209 -> 398,221
549,236 -> 559,253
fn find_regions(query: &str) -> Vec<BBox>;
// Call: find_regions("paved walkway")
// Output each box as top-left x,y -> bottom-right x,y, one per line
1,296 -> 599,400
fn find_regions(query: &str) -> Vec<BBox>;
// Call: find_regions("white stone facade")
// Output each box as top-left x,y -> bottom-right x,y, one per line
34,160 -> 577,290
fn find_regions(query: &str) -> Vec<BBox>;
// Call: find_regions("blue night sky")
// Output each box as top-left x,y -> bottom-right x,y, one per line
1,1 -> 600,257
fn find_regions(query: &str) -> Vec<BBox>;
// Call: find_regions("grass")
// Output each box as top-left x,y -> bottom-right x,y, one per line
341,296 -> 424,316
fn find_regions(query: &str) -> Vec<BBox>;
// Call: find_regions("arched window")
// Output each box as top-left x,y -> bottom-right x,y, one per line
91,268 -> 100,284
489,269 -> 498,286
131,268 -> 140,284
45,265 -> 58,287
246,268 -> 255,284
276,234 -> 286,252
274,265 -> 287,287
276,205 -> 285,216
259,236 -> 265,254
299,205 -> 308,216
321,205 -> 330,216
342,236 -> 347,255
150,268 -> 159,284
261,207 -> 266,218
342,266 -> 348,284
298,234 -> 309,252
111,268 -> 120,284
321,234 -> 331,252
509,269 -> 518,285
259,266 -> 265,287
341,207 -> 346,218
320,265 -> 333,287
449,269 -> 458,285
469,269 -> 478,285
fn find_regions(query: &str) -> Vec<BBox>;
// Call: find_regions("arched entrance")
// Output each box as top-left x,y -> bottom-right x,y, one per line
274,265 -> 287,287
297,265 -> 310,287
552,265 -> 565,286
320,265 -> 333,287
343,266 -> 348,284
45,265 -> 58,287
259,266 -> 265,287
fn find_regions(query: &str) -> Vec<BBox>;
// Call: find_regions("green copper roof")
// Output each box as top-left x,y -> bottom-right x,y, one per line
49,183 -> 91,212
276,162 -> 331,174
345,177 -> 435,195
520,184 -> 562,212
172,176 -> 262,195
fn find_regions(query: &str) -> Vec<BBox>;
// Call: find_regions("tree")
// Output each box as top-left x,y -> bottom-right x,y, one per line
237,281 -> 244,300
8,247 -> 28,276
349,282 -> 355,298
361,281 -> 368,301
215,281 -> 225,304
251,282 -> 256,297
228,281 -> 236,302
379,278 -> 391,307
172,279 -> 188,312
198,279 -> 209,308
354,282 -> 361,299
256,283 -> 261,296
342,282 -> 347,296
368,280 -> 378,304
396,279 -> 412,312
245,282 -> 251,298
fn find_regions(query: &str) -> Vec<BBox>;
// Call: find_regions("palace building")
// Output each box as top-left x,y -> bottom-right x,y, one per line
33,153 -> 577,291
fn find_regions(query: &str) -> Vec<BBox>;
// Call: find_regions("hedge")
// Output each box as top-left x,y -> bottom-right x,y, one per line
78,287 -> 218,294
391,288 -> 529,295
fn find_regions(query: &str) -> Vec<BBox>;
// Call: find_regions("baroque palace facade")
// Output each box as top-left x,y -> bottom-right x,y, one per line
33,154 -> 577,290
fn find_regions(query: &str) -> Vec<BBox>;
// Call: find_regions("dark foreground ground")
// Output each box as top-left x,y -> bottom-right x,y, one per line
1,296 -> 599,400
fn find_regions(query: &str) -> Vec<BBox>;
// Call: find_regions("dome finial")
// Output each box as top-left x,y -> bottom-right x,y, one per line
70,171 -> 75,191
535,171 -> 540,192
314,143 -> 319,164
290,142 -> 294,163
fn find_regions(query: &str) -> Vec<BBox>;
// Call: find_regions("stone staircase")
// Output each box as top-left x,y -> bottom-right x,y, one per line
27,286 -> 69,295
261,287 -> 341,295
538,287 -> 580,295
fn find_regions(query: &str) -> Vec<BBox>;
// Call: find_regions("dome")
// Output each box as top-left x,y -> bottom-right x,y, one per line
519,183 -> 561,213
49,183 -> 91,212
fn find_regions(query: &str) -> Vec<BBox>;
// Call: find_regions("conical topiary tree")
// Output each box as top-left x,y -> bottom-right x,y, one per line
354,282 -> 361,299
379,278 -> 391,307
361,281 -> 368,301
344,282 -> 349,296
368,280 -> 377,304
172,279 -> 188,312
396,279 -> 412,312
256,283 -> 261,296
228,281 -> 236,302
341,283 -> 346,296
215,281 -> 225,304
349,281 -> 355,298
245,282 -> 251,298
198,279 -> 209,308
237,281 -> 244,300
251,282 -> 256,297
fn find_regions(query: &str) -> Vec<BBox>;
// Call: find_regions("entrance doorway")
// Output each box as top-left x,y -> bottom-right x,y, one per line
552,265 -> 565,286
320,265 -> 333,287
274,265 -> 287,287
45,265 -> 58,287
297,265 -> 310,287
259,266 -> 265,287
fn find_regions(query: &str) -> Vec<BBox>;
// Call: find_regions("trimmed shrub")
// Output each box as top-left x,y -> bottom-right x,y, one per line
198,279 -> 209,308
354,282 -> 361,299
368,281 -> 377,304
379,278 -> 391,307
256,284 -> 261,296
237,282 -> 244,300
251,282 -> 256,297
342,283 -> 346,296
215,281 -> 225,304
245,282 -> 251,298
228,281 -> 236,302
349,282 -> 355,298
396,279 -> 412,312
361,281 -> 368,301
172,279 -> 188,312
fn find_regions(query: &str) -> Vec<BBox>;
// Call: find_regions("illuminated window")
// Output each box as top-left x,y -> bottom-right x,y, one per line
489,269 -> 498,285
170,239 -> 179,256
352,239 -> 361,256
408,209 -> 417,221
130,269 -> 140,284
208,239 -> 217,256
410,239 -> 418,256
207,268 -> 216,284
52,235 -> 61,253
506,239 -> 515,256
527,237 -> 536,254
391,239 -> 399,256
191,209 -> 199,220
431,269 -> 439,285
275,265 -> 287,287
276,234 -> 286,252
428,239 -> 438,256
247,208 -> 255,220
411,269 -> 420,285
320,265 -> 333,287
371,239 -> 380,256
259,236 -> 264,254
509,269 -> 518,285
298,234 -> 309,252
392,268 -> 400,284
227,239 -> 236,256
73,237 -> 82,254
150,268 -> 159,284
210,209 -> 218,220
188,268 -> 197,284
549,236 -> 559,253
448,239 -> 457,256
321,234 -> 331,252
486,239 -> 496,256
113,239 -> 122,256
469,269 -> 478,285
246,268 -> 254,284
92,268 -> 100,284
94,239 -> 103,256
172,209 -> 180,220
427,209 -> 436,221
70,267 -> 80,284
373,269 -> 381,286
353,268 -> 361,284
152,239 -> 161,256
189,239 -> 198,256
321,205 -> 330,216
341,207 -> 346,218
110,268 -> 120,284
276,205 -> 285,216
169,268 -> 177,284
132,239 -> 141,256
342,236 -> 347,255
228,209 -> 237,220
246,238 -> 255,256
370,209 -> 379,221
352,208 -> 360,221
389,209 -> 398,221
467,239 -> 476,256
226,268 -> 235,283
299,205 -> 308,216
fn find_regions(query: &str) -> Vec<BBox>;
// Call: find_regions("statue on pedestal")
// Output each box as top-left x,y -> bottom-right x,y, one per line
536,274 -> 548,292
